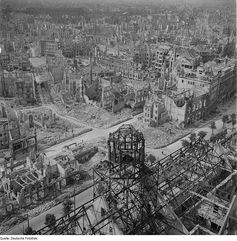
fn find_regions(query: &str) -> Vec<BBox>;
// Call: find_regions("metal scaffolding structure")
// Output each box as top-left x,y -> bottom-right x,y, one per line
35,127 -> 237,235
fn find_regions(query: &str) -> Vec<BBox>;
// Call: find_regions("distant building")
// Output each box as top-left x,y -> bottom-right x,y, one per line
149,44 -> 172,73
0,70 -> 36,105
40,40 -> 58,57
46,52 -> 65,83
0,153 -> 63,207
162,90 -> 208,127
168,46 -> 201,71
62,68 -> 84,102
0,102 -> 9,150
143,96 -> 168,126
175,58 -> 236,113
0,102 -> 37,159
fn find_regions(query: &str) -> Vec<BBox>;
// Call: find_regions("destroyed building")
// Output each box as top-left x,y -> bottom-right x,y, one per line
162,90 -> 208,127
0,70 -> 36,105
0,102 -> 37,158
0,152 -> 68,208
0,102 -> 9,150
62,67 -> 84,103
100,77 -> 150,113
175,58 -> 236,113
0,142 -> 96,209
143,95 -> 168,126
143,57 -> 236,128
17,108 -> 56,130
143,86 -> 208,128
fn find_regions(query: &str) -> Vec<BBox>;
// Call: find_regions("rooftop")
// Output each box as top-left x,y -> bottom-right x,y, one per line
126,80 -> 149,91
35,72 -> 52,84
29,57 -> 46,68
176,47 -> 200,61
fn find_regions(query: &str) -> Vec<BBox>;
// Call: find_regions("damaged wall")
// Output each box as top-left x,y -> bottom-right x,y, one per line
163,94 -> 187,126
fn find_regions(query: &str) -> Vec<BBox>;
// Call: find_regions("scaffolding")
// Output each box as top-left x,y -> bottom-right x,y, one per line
35,127 -> 237,235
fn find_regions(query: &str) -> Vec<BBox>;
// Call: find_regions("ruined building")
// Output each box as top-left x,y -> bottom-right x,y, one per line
143,95 -> 168,126
0,152 -> 67,208
0,70 -> 36,105
145,57 -> 236,128
162,90 -> 208,127
175,58 -> 236,113
62,67 -> 84,103
0,102 -> 37,158
0,102 -> 9,150
143,87 -> 208,128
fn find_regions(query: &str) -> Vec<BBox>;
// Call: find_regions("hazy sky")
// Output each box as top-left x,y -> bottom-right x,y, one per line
2,0 -> 236,8
4,0 -> 236,4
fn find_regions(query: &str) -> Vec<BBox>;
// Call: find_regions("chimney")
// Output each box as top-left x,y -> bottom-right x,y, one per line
110,77 -> 113,87
225,56 -> 228,66
89,52 -> 93,84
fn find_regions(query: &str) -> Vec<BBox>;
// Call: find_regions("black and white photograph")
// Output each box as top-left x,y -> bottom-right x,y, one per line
0,0 -> 236,238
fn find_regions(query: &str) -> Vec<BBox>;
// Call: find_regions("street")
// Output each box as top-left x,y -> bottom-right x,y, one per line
4,186 -> 93,235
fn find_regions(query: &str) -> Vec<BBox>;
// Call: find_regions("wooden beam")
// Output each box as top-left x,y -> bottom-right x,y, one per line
218,195 -> 237,234
189,190 -> 228,209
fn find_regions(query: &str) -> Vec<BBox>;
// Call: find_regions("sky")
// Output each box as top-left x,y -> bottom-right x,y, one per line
2,0 -> 236,8
2,0 -> 235,4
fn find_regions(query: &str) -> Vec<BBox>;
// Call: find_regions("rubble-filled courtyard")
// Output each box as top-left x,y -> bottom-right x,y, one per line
54,101 -> 135,128
18,107 -> 91,149
133,120 -> 193,149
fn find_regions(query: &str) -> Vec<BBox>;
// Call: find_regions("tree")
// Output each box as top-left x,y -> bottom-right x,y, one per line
181,139 -> 190,148
147,154 -> 156,164
45,214 -> 56,229
231,113 -> 236,131
210,136 -> 216,143
62,198 -> 74,216
222,115 -> 229,129
231,113 -> 236,121
24,226 -> 36,235
189,133 -> 197,143
198,130 -> 207,139
231,119 -> 236,131
97,182 -> 105,195
210,121 -> 217,136
215,133 -> 221,142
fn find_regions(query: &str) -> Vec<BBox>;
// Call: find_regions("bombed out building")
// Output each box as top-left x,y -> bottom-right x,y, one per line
0,101 -> 37,158
0,70 -> 36,106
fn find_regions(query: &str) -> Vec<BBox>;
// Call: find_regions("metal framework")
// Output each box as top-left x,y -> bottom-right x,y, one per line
221,131 -> 237,150
35,127 -> 237,235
